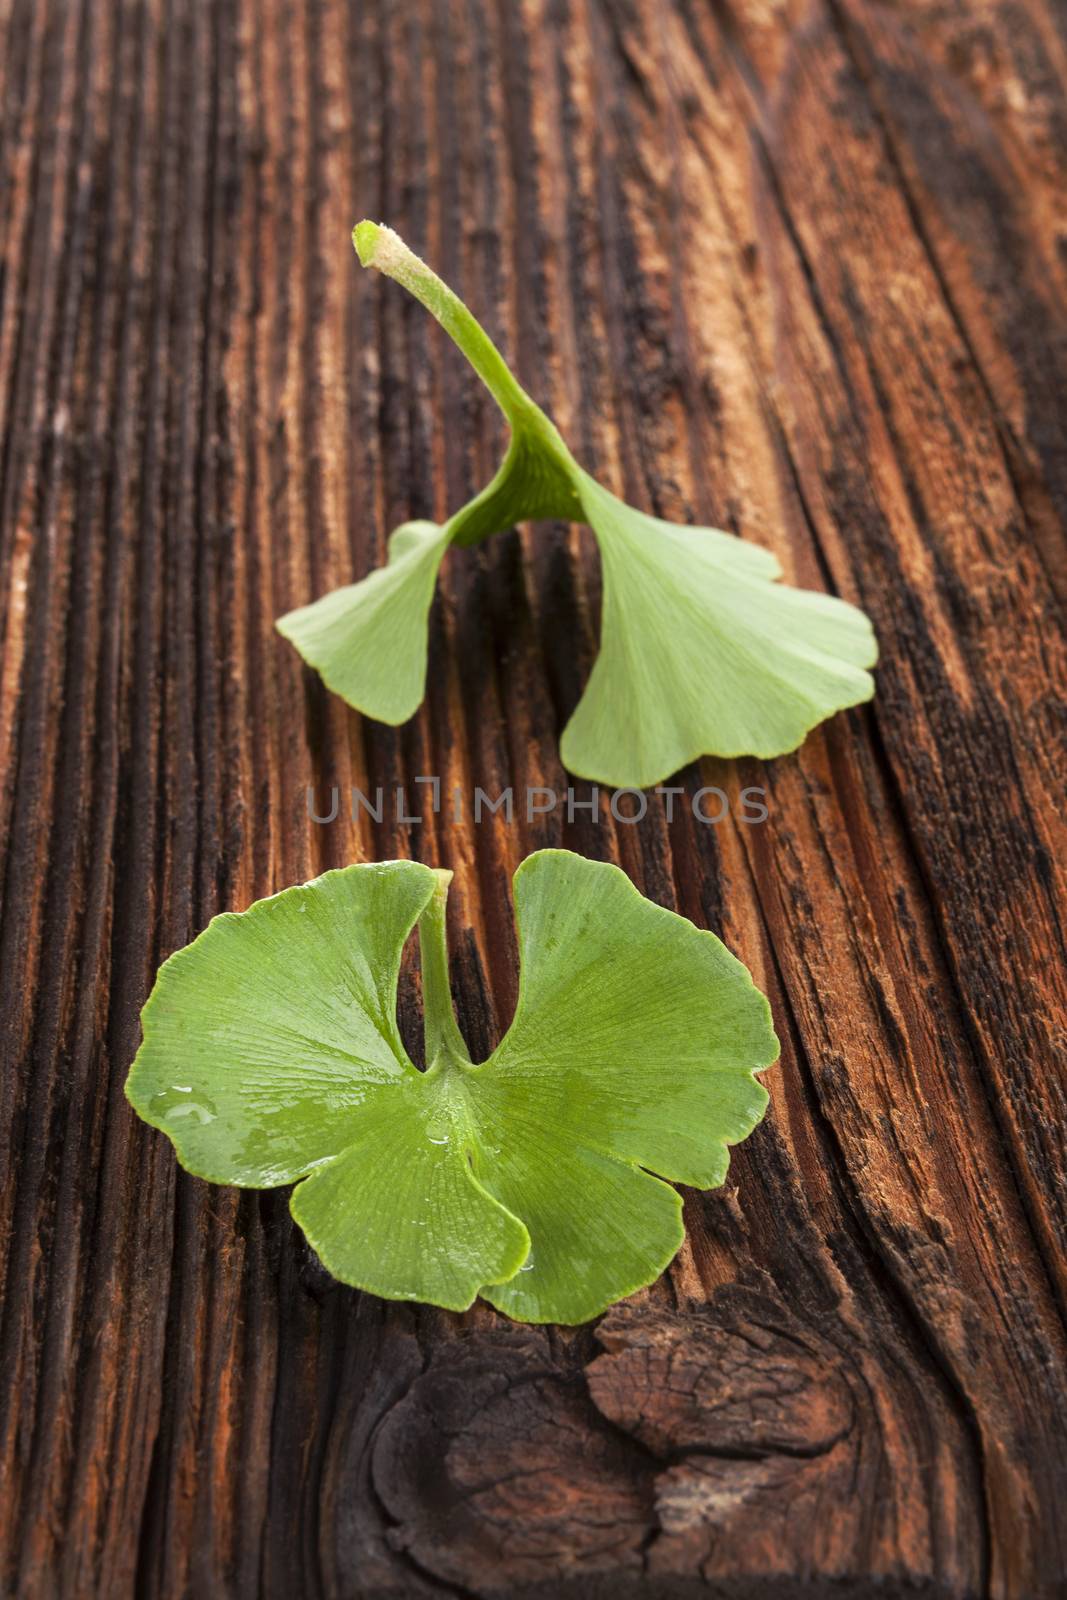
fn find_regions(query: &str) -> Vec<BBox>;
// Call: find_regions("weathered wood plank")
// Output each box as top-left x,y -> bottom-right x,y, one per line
1,0 -> 1065,1596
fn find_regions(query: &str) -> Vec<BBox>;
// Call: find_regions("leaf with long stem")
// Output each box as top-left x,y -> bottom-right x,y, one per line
277,223 -> 877,788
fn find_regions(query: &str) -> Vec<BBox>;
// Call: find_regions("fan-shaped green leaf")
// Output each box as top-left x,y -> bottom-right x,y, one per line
276,521 -> 450,724
275,223 -> 876,785
560,473 -> 877,786
126,852 -> 777,1322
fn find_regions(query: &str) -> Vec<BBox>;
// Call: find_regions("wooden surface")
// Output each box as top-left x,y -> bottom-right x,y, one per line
1,0 -> 1066,1595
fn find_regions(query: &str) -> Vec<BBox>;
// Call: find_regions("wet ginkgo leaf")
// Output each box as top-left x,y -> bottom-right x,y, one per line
276,223 -> 876,788
126,851 -> 778,1323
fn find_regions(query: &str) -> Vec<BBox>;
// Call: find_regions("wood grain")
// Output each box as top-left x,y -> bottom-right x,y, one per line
1,0 -> 1065,1595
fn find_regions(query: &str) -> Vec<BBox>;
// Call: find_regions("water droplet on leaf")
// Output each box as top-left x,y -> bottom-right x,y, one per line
149,1085 -> 217,1126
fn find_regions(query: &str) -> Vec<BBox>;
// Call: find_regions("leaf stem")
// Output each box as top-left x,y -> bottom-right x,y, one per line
418,869 -> 471,1067
353,221 -> 584,545
354,221 -> 533,426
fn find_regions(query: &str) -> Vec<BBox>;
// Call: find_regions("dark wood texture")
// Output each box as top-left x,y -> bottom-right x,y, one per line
1,0 -> 1065,1595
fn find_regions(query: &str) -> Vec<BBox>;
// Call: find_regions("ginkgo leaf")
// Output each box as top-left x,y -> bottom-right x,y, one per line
276,222 -> 876,787
126,851 -> 778,1323
126,861 -> 530,1310
276,521 -> 451,724
561,473 -> 877,786
472,850 -> 776,1322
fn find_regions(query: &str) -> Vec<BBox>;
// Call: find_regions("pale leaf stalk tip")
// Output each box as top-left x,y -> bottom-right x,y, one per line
352,218 -> 533,427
